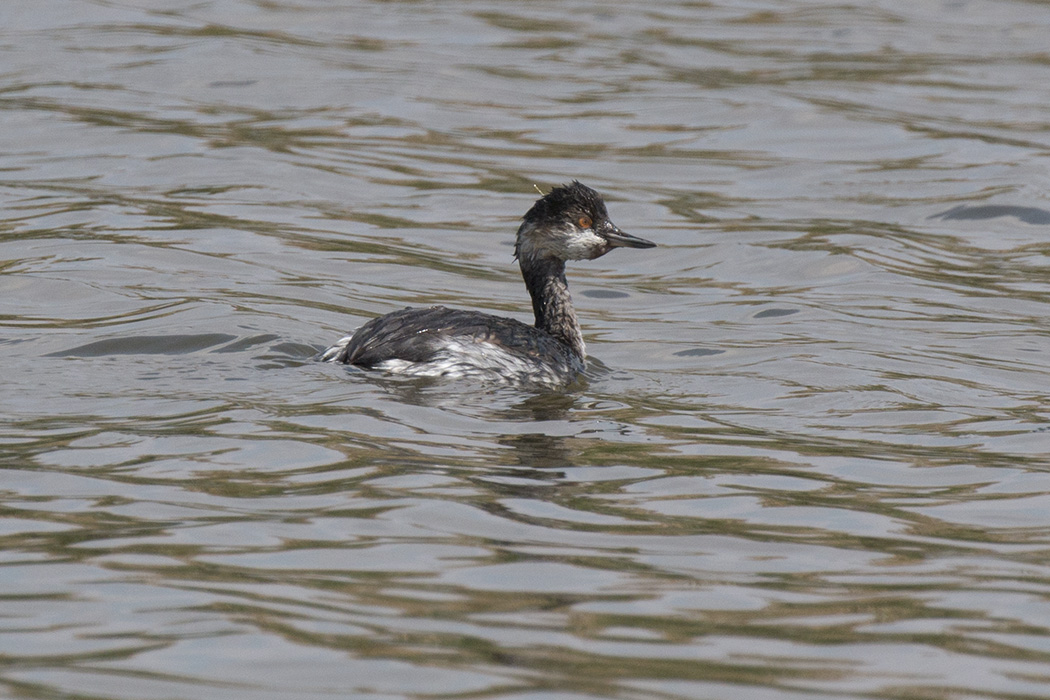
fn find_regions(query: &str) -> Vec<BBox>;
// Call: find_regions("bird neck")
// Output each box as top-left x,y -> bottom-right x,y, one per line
519,254 -> 585,359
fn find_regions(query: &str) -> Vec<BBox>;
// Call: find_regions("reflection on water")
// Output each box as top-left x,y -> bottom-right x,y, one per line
3,1 -> 1050,699
934,204 -> 1050,224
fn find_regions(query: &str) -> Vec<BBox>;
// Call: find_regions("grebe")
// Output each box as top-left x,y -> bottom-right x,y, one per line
321,181 -> 655,385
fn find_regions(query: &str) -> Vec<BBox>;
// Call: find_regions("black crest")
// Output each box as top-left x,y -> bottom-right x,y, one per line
522,181 -> 609,225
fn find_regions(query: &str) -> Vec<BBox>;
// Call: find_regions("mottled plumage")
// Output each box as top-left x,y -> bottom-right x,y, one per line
322,181 -> 655,386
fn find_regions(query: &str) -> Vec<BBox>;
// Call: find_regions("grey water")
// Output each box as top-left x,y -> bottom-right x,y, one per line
3,1 -> 1050,699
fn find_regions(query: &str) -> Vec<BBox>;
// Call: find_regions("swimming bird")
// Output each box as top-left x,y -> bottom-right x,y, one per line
321,181 -> 655,385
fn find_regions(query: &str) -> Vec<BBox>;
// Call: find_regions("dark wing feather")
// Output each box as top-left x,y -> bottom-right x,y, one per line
334,306 -> 574,367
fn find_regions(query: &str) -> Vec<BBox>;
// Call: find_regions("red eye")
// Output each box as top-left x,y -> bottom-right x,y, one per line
578,215 -> 593,229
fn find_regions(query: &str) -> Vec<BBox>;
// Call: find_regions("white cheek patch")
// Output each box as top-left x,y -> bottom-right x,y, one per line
518,222 -> 607,262
558,229 -> 605,260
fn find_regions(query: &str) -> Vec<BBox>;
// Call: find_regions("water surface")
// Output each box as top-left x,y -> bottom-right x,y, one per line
3,1 -> 1050,699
